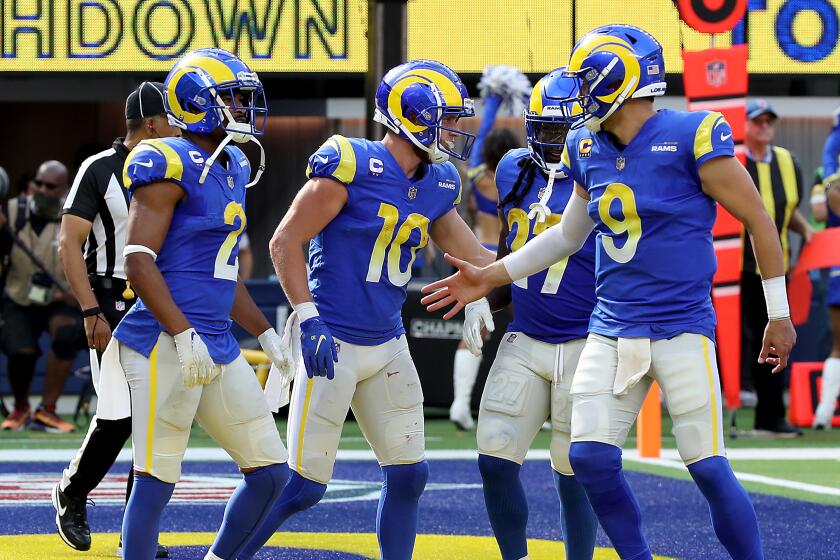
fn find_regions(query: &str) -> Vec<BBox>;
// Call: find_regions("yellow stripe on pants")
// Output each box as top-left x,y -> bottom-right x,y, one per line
701,337 -> 719,456
145,344 -> 158,473
296,377 -> 315,468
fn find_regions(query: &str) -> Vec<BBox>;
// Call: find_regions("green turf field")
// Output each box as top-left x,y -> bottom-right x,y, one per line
2,407 -> 838,506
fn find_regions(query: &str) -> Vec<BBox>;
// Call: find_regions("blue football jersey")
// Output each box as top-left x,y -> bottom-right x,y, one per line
823,125 -> 840,228
496,149 -> 596,343
306,135 -> 461,345
564,109 -> 735,341
114,137 -> 252,364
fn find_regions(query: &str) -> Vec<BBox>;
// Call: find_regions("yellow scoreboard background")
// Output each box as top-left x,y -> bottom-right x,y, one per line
0,0 -> 838,73
408,0 -> 840,75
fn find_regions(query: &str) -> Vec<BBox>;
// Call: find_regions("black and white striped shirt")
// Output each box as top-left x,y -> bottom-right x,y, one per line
62,138 -> 130,279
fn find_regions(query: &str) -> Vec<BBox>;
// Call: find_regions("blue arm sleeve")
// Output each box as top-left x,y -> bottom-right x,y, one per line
470,93 -> 504,168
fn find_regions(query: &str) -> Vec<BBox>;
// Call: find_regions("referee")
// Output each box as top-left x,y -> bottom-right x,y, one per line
741,99 -> 814,437
53,82 -> 178,556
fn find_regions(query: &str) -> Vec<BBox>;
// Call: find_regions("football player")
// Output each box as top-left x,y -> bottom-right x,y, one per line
111,48 -> 291,560
450,65 -> 526,431
813,110 -> 840,430
422,25 -> 796,560
464,69 -> 599,560
239,60 -> 495,560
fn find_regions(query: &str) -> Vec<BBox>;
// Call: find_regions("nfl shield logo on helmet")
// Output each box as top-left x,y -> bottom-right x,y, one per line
537,187 -> 547,200
706,61 -> 727,87
616,156 -> 626,171
408,185 -> 417,200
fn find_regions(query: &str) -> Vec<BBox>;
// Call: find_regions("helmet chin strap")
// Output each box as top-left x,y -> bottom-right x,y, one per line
198,102 -> 266,187
584,74 -> 639,133
527,166 -> 564,223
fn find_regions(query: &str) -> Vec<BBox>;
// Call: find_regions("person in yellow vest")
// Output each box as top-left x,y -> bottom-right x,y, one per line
0,160 -> 82,433
742,99 -> 814,437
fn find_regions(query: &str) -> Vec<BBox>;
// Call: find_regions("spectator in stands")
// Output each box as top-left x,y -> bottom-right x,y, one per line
741,99 -> 813,437
0,160 -> 81,433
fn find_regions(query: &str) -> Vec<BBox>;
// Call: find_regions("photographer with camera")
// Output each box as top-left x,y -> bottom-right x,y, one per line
0,160 -> 81,433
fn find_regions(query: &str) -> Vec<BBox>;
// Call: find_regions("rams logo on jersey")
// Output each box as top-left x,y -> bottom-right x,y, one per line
579,138 -> 593,158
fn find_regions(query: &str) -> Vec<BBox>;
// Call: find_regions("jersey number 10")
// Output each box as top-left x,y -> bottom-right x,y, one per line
366,202 -> 430,287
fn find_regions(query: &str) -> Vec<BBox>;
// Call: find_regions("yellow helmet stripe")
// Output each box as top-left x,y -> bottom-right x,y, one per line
569,33 -> 633,71
166,66 -> 206,126
387,69 -> 464,134
529,78 -> 545,115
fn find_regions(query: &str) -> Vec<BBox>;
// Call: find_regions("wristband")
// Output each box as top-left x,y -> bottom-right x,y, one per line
295,301 -> 319,322
761,276 -> 790,320
82,306 -> 101,318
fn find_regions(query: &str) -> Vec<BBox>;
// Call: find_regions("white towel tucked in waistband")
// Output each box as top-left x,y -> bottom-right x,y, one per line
613,337 -> 652,396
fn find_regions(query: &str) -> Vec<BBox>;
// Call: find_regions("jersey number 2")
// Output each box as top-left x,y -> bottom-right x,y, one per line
214,201 -> 247,281
367,202 -> 430,287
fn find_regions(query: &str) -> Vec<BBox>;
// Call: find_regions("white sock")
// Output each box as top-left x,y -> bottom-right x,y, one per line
204,551 -> 223,560
452,348 -> 481,407
814,357 -> 840,426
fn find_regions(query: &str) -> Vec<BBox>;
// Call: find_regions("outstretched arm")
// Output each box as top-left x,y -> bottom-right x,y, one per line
422,184 -> 593,319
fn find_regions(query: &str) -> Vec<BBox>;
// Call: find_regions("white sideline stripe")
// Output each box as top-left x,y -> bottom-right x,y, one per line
1,447 -> 839,463
624,455 -> 840,497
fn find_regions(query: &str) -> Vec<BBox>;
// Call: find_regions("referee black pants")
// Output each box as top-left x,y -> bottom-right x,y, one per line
62,281 -> 135,501
740,271 -> 788,430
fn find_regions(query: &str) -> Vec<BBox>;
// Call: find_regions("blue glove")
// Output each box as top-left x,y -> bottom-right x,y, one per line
300,317 -> 338,380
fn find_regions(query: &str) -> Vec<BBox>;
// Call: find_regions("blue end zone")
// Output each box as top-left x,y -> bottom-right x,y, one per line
1,460 -> 838,559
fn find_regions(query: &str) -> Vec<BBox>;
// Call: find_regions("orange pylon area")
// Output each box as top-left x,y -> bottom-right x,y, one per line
637,382 -> 661,458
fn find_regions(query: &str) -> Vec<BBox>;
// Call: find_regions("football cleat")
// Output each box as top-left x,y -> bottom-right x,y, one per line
116,539 -> 170,558
52,483 -> 91,551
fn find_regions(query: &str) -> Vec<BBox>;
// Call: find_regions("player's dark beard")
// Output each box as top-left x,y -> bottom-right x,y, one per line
412,143 -> 433,164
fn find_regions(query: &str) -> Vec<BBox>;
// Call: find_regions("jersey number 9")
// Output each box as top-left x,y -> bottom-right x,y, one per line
598,183 -> 642,264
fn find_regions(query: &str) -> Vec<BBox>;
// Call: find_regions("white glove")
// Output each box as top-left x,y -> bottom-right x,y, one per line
173,328 -> 215,387
462,298 -> 495,357
258,327 -> 292,384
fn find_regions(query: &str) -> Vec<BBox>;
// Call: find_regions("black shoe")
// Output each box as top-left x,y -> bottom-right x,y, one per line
755,421 -> 803,438
52,483 -> 91,551
117,538 -> 169,558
